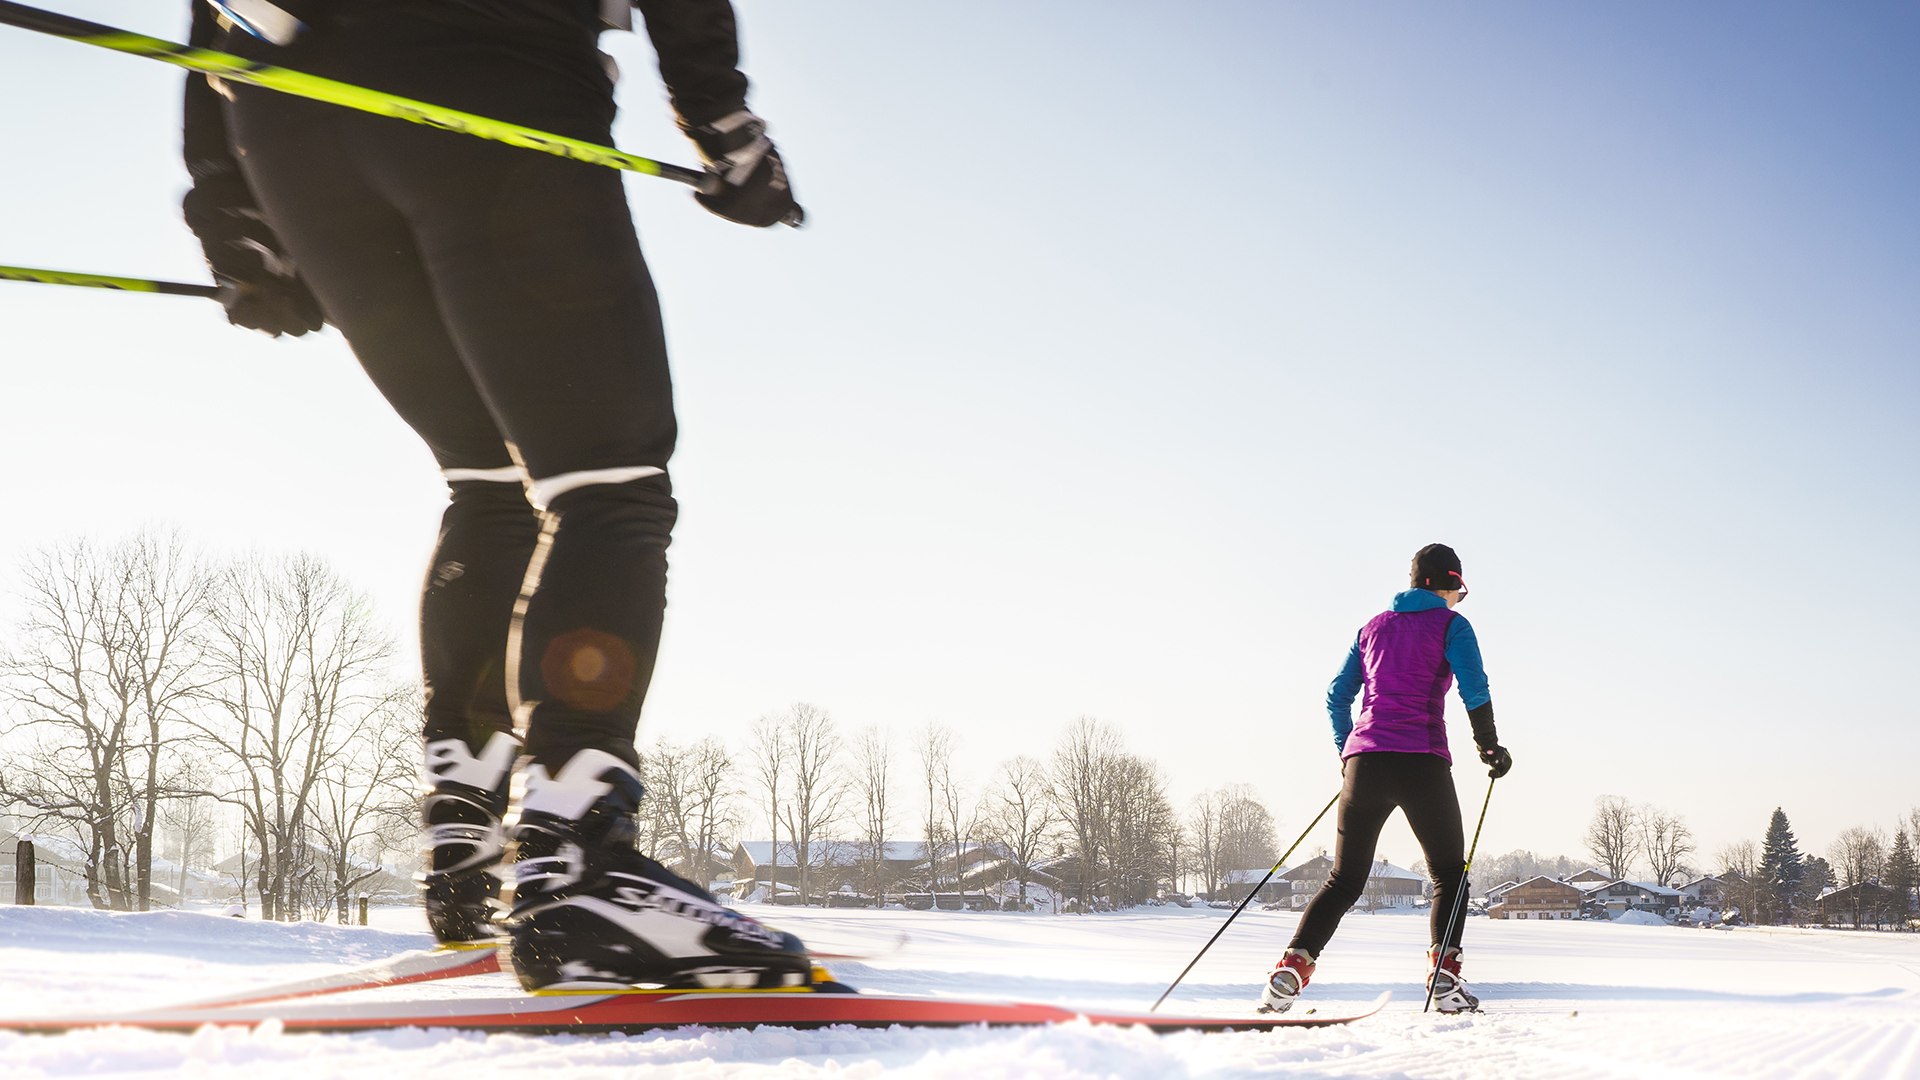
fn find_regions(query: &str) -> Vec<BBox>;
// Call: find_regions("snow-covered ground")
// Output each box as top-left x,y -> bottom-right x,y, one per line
2,902 -> 1916,1078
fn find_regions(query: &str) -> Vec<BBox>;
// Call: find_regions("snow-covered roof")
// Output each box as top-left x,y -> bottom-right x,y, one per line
1368,860 -> 1424,881
1509,875 -> 1583,891
1221,867 -> 1284,884
735,840 -> 958,868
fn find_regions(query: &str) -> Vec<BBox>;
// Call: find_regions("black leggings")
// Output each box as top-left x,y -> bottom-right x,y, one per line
223,14 -> 674,767
1290,752 -> 1469,958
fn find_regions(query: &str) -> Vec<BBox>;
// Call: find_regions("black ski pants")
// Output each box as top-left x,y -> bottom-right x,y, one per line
223,11 -> 675,769
1289,752 -> 1469,958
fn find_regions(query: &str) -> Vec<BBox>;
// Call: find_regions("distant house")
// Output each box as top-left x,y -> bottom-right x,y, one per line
1361,860 -> 1427,909
1488,876 -> 1584,920
1484,880 -> 1523,903
1275,855 -> 1425,910
1565,868 -> 1615,888
1815,882 -> 1901,928
1217,866 -> 1289,905
1582,879 -> 1684,916
730,840 -> 1046,907
1677,875 -> 1727,906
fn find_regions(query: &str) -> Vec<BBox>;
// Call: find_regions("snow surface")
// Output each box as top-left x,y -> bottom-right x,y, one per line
2,902 -> 1917,1078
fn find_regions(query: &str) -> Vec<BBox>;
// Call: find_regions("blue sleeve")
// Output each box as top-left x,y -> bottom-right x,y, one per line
1326,638 -> 1364,752
1445,616 -> 1491,711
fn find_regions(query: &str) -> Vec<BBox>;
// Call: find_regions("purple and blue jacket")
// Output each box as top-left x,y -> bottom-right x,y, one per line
1327,589 -> 1491,763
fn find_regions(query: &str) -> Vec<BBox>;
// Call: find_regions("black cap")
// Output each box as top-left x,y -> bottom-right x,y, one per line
1410,543 -> 1465,592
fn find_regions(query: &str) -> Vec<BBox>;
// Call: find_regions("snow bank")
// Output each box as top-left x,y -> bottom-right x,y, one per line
1611,909 -> 1669,926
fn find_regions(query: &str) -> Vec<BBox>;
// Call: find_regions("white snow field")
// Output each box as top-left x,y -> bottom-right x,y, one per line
1,903 -> 1916,1079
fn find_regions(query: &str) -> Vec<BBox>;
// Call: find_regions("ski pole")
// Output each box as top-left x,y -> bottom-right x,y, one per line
0,2 -> 801,226
1423,776 -> 1495,1013
0,263 -> 220,298
1149,790 -> 1340,1012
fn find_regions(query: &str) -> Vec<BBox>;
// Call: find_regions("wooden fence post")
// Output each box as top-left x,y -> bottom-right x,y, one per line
15,840 -> 35,906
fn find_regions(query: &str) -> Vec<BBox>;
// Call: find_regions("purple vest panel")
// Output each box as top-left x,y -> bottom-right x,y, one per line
1345,607 -> 1456,762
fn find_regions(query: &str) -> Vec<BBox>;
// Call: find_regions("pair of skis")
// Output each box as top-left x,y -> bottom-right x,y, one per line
0,940 -> 1390,1036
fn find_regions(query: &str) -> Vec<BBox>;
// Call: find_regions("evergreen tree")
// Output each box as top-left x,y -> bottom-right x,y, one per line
1759,808 -> 1804,925
1885,830 -> 1918,928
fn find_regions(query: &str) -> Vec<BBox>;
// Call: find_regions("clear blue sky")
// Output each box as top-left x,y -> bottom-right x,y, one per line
1,1 -> 1915,872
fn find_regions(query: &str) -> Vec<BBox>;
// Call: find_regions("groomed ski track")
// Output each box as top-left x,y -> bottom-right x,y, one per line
3,903 -> 1917,1078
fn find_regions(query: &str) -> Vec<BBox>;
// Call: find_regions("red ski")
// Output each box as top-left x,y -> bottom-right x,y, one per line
168,943 -> 505,1009
161,932 -> 907,1011
3,987 -> 1390,1036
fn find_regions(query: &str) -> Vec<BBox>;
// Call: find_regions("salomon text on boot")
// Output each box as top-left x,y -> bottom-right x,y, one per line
419,732 -> 517,944
507,749 -> 811,990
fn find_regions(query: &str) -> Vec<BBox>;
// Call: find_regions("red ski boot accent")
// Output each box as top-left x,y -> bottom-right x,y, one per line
1425,946 -> 1480,1013
1258,948 -> 1315,1013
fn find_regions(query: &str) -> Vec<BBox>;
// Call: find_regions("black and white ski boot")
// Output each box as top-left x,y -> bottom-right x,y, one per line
419,732 -> 517,944
506,749 -> 812,991
1426,946 -> 1481,1013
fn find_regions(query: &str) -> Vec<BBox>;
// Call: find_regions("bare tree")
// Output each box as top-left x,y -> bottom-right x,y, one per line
915,722 -> 955,893
195,552 -> 396,921
636,735 -> 740,888
1829,827 -> 1889,925
778,703 -> 844,904
1718,840 -> 1762,920
979,755 -> 1057,909
748,713 -> 786,900
1638,804 -> 1696,887
158,760 -> 222,903
0,532 -> 214,910
1585,796 -> 1638,880
312,687 -> 416,922
1187,789 -> 1223,899
1101,752 -> 1176,906
1216,785 -> 1279,882
851,726 -> 895,903
940,750 -> 977,905
682,736 -> 740,888
635,738 -> 687,866
1050,716 -> 1120,910
1829,827 -> 1886,890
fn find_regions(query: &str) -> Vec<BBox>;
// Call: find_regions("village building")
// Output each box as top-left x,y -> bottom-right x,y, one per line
1487,875 -> 1584,920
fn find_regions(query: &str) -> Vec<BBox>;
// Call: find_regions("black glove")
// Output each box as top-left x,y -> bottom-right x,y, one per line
1479,744 -> 1512,779
682,109 -> 802,227
182,169 -> 326,338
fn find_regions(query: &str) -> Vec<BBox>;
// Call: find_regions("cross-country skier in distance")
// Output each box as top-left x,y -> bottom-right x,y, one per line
1260,544 -> 1512,1015
180,0 -> 808,990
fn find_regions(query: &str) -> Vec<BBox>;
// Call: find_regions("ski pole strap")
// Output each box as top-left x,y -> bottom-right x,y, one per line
0,263 -> 221,298
0,1 -> 715,195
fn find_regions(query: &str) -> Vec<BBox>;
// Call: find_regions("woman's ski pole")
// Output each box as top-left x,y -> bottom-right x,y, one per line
1149,790 -> 1340,1012
1423,776 -> 1496,1013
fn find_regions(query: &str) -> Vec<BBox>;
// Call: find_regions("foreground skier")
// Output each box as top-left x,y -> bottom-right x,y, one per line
181,0 -> 806,989
1261,544 -> 1512,1015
